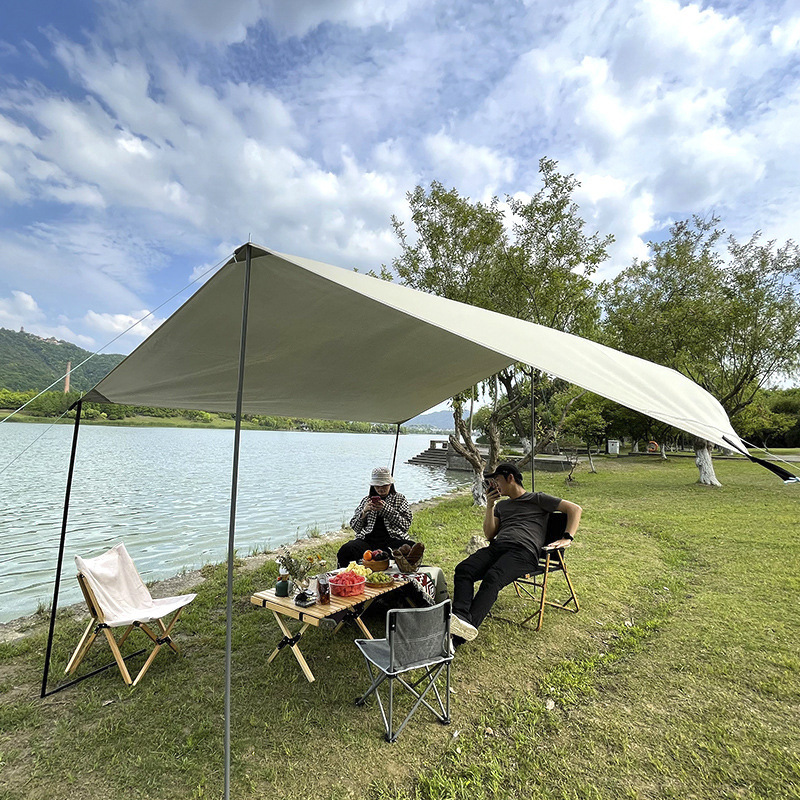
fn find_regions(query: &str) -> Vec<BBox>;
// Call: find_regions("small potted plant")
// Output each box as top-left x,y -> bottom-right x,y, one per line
275,547 -> 326,593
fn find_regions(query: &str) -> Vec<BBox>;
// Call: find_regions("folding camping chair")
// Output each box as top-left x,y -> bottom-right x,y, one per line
354,599 -> 453,742
510,511 -> 579,630
65,543 -> 196,687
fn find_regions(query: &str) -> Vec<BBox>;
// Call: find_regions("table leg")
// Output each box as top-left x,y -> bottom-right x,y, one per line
267,611 -> 315,683
333,597 -> 375,639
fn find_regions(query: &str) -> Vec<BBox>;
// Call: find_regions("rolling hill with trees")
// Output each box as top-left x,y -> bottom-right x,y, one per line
0,327 -> 125,392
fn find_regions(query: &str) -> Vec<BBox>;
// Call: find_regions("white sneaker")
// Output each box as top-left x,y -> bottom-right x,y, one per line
450,613 -> 478,642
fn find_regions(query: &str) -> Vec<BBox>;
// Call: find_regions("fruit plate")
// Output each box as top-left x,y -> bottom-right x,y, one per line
365,558 -> 390,572
366,575 -> 396,588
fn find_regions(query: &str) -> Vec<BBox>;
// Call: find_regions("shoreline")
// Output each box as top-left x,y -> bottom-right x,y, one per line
0,489 -> 469,643
0,411 -> 452,435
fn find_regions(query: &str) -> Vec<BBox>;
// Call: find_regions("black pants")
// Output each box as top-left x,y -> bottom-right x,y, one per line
336,535 -> 416,568
452,541 -> 539,628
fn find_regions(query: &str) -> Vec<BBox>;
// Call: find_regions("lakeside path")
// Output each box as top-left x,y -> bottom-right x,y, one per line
0,489 -> 470,644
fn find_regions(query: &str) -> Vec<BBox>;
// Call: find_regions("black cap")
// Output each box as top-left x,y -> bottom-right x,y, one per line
484,462 -> 524,485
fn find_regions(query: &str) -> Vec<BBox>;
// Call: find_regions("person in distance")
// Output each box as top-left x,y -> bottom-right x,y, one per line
336,467 -> 415,567
449,462 -> 582,644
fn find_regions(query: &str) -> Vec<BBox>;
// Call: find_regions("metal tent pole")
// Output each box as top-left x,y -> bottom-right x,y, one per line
391,423 -> 400,475
224,244 -> 252,800
529,368 -> 535,492
41,399 -> 83,698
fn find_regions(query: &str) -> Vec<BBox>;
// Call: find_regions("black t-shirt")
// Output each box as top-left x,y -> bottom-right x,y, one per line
493,491 -> 562,557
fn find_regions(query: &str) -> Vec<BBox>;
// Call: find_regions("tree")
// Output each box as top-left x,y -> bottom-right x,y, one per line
387,159 -> 611,502
734,389 -> 796,449
604,215 -> 800,485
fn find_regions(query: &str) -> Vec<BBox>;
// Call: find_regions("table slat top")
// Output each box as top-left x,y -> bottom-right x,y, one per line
251,578 -> 404,624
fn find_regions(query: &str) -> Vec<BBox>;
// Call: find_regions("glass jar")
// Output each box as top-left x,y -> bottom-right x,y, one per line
317,573 -> 330,605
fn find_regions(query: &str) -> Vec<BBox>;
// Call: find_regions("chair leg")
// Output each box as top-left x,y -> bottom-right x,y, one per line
131,641 -> 163,687
101,628 -> 133,685
537,556 -> 551,631
389,664 -> 451,741
65,620 -> 98,675
558,554 -> 580,612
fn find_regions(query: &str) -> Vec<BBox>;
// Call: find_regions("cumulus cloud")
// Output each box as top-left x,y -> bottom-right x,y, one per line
84,309 -> 166,340
1,0 -> 799,350
0,290 -> 95,347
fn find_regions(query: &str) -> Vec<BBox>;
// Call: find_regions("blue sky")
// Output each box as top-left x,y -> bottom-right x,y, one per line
1,0 -> 799,358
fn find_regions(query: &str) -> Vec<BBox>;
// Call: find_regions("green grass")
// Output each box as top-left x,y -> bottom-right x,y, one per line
1,458 -> 798,799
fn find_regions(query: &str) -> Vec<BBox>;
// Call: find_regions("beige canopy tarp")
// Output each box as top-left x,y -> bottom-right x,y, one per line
85,243 -> 743,451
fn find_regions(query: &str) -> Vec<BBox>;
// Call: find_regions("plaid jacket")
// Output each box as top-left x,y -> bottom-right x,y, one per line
349,492 -> 413,540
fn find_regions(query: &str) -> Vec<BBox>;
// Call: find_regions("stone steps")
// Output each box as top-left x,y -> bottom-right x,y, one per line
407,439 -> 450,466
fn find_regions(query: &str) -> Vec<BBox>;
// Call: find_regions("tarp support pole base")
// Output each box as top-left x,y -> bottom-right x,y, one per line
224,243 -> 253,800
41,649 -> 147,697
41,399 -> 83,699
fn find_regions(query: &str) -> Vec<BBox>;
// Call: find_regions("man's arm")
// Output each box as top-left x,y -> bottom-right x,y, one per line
483,489 -> 501,540
546,499 -> 582,548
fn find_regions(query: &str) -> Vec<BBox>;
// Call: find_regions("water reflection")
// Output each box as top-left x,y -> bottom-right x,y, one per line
0,425 -> 466,622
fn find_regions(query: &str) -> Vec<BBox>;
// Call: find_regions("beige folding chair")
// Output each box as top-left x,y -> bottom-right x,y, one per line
65,543 -> 196,686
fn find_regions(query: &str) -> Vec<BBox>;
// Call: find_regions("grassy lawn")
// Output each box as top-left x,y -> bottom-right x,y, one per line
1,457 -> 798,799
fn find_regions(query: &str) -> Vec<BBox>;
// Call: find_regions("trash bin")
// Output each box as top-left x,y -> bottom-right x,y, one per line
606,439 -> 620,455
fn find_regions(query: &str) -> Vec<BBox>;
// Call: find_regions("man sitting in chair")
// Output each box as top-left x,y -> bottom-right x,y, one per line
449,462 -> 582,643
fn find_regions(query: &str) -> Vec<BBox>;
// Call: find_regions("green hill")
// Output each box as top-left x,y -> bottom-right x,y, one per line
0,327 -> 125,392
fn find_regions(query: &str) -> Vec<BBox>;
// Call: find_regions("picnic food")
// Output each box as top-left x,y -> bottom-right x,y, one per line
366,571 -> 394,586
345,561 -> 372,577
393,542 -> 424,573
330,570 -> 366,597
408,542 -> 425,562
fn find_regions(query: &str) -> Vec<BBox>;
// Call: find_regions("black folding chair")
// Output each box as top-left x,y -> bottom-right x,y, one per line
354,600 -> 453,742
511,511 -> 579,630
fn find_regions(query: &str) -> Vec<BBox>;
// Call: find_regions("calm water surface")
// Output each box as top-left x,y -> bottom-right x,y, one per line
0,424 -> 465,622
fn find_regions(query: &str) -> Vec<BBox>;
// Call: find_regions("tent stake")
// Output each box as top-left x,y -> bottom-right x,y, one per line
224,244 -> 252,800
41,399 -> 83,698
391,422 -> 400,475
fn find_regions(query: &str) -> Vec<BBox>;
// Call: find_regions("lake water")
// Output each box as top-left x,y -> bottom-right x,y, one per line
0,424 -> 466,623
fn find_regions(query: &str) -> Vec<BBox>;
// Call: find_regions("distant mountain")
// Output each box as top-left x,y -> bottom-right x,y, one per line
0,327 -> 125,392
404,409 -> 455,431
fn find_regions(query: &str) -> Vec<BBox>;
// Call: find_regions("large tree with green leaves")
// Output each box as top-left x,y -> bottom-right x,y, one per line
386,158 -> 612,501
603,215 -> 800,485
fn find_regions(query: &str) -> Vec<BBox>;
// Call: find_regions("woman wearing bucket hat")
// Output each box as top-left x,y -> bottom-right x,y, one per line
336,467 -> 415,567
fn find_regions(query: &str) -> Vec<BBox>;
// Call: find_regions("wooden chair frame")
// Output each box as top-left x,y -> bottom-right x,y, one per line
501,512 -> 580,631
65,571 -> 186,687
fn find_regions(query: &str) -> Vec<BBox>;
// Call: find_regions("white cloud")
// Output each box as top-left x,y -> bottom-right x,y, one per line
771,16 -> 800,53
423,133 -> 515,199
0,290 -> 95,347
84,309 -> 166,340
1,0 -> 800,351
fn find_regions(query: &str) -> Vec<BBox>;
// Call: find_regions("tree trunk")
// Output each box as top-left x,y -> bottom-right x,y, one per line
485,416 -> 503,470
694,438 -> 721,486
449,399 -> 486,505
587,449 -> 596,473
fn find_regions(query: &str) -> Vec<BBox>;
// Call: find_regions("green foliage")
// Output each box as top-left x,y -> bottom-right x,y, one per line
387,159 -> 613,468
603,216 -> 800,420
0,327 -> 124,392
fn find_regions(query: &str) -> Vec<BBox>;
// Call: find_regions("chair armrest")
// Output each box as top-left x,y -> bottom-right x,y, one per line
543,539 -> 572,551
